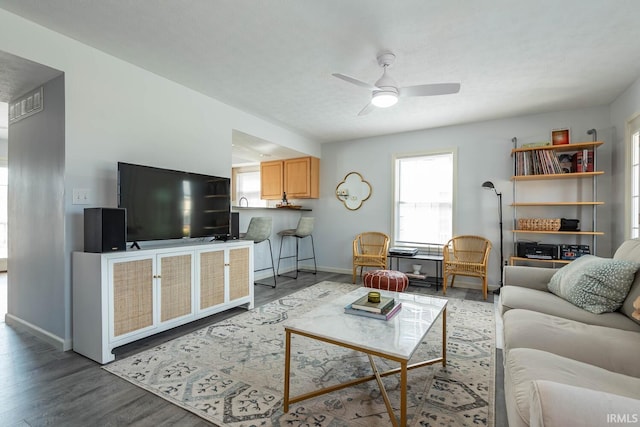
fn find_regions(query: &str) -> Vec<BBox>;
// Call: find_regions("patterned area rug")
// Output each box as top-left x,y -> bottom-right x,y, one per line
104,281 -> 495,426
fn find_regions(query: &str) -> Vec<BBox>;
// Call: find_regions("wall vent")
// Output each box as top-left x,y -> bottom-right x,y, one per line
8,86 -> 43,124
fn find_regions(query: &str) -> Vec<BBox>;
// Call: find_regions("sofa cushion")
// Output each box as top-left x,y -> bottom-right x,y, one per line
614,238 -> 640,325
547,255 -> 640,314
503,309 -> 640,377
529,380 -> 640,427
503,265 -> 557,291
500,286 -> 640,331
504,348 -> 640,427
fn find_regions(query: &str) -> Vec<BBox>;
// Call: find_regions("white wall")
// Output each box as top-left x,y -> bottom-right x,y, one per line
316,106 -> 613,286
8,75 -> 65,343
0,9 -> 321,347
610,75 -> 640,245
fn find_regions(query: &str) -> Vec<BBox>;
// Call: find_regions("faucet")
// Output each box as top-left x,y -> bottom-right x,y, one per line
239,196 -> 248,207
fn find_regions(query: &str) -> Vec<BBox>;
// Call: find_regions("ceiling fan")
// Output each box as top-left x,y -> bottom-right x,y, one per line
332,51 -> 460,116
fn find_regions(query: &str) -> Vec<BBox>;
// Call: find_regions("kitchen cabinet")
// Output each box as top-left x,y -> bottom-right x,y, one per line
260,156 -> 319,199
260,160 -> 284,200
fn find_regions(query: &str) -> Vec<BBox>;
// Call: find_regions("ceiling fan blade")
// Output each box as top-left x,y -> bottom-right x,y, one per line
332,73 -> 377,90
400,83 -> 461,97
357,102 -> 375,116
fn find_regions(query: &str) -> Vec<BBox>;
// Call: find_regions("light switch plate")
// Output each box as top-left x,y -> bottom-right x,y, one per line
72,188 -> 90,205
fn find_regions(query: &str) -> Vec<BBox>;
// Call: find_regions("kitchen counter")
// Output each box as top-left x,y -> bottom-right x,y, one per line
233,206 -> 313,278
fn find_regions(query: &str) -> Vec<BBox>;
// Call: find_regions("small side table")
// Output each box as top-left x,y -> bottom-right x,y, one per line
387,250 -> 444,291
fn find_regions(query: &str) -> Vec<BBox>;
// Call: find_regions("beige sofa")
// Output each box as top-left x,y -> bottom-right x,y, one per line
499,239 -> 640,427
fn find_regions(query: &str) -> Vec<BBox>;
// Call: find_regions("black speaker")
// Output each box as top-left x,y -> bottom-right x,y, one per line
84,208 -> 126,253
230,212 -> 240,240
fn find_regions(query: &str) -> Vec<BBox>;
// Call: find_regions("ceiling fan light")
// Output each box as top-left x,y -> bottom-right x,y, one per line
371,91 -> 398,108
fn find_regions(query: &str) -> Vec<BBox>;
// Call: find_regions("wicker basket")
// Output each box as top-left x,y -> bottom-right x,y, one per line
517,218 -> 561,231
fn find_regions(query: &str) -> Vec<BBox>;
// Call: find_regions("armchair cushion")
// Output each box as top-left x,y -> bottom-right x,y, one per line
547,255 -> 640,314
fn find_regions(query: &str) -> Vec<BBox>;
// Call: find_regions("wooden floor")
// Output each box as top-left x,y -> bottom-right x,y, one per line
0,271 -> 507,426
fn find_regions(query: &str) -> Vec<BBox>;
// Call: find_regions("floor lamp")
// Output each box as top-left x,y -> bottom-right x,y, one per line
482,181 -> 503,293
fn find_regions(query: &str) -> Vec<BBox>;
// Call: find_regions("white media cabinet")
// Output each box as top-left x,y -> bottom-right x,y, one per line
72,240 -> 254,364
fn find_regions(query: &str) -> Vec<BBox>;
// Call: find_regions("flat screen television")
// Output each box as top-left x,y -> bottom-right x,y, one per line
117,162 -> 231,242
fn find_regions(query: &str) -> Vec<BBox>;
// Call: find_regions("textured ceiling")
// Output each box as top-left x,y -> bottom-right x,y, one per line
0,51 -> 61,104
0,51 -> 62,140
1,1 -> 640,144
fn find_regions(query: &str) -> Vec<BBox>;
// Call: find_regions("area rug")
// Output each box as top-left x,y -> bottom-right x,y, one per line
104,281 -> 495,426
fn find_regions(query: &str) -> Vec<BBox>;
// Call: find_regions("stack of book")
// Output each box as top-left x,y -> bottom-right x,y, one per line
344,294 -> 402,320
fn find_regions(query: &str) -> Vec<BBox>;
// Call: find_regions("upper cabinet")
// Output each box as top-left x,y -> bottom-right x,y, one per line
260,156 -> 320,199
260,160 -> 284,199
284,156 -> 320,199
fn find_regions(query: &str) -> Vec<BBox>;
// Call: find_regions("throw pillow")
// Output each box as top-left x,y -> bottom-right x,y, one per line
548,255 -> 640,314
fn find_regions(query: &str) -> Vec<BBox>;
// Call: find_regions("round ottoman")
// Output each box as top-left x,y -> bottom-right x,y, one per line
363,270 -> 409,292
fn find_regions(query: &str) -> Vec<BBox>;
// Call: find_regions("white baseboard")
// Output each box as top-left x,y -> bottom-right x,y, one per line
451,278 -> 499,292
255,267 -> 499,291
4,313 -> 72,351
254,264 -> 351,280
316,266 -> 352,275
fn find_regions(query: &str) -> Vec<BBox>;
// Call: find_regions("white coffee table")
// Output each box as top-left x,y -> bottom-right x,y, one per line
283,287 -> 448,427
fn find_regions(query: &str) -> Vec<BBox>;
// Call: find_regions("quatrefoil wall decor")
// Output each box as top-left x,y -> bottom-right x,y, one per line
335,172 -> 372,210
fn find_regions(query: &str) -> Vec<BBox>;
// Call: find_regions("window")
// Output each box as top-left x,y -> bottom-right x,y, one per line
393,151 -> 455,247
629,115 -> 640,238
233,168 -> 267,207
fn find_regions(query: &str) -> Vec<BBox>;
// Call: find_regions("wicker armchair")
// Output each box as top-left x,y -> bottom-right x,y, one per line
443,235 -> 492,300
352,232 -> 390,283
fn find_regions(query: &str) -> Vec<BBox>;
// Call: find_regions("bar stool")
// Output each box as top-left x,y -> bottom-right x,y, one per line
241,217 -> 276,288
277,217 -> 317,279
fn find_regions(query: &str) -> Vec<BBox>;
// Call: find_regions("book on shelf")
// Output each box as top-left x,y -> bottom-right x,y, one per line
350,294 -> 395,313
344,302 -> 402,321
521,141 -> 551,148
572,150 -> 594,172
515,149 -> 564,176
